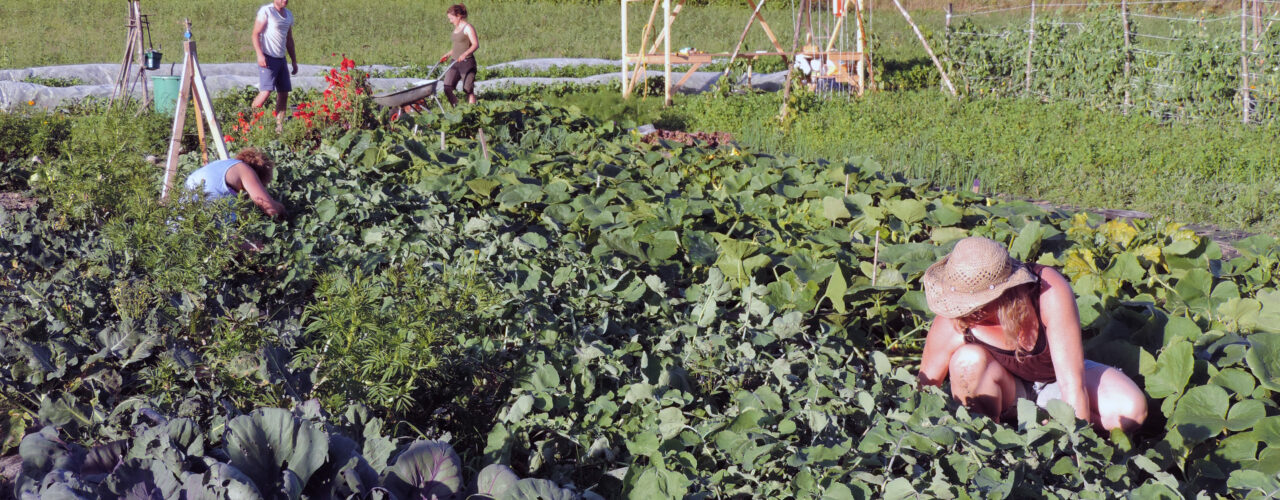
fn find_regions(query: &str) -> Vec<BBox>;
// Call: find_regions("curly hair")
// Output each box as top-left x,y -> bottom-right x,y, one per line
446,4 -> 467,18
235,148 -> 274,184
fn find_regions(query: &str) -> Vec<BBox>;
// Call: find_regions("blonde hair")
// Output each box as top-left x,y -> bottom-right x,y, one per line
956,283 -> 1039,356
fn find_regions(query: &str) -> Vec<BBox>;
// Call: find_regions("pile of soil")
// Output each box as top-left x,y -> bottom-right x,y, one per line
0,192 -> 36,211
641,129 -> 733,148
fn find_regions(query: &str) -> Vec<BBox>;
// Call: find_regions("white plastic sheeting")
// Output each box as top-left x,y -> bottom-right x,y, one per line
0,58 -> 785,111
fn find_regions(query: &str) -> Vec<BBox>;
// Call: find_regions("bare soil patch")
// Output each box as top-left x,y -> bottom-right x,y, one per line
642,129 -> 734,148
0,192 -> 36,211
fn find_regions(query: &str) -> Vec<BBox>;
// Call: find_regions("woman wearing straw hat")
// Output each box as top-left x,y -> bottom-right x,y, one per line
918,236 -> 1147,432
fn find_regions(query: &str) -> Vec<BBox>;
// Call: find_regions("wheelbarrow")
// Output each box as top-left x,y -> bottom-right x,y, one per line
372,61 -> 454,120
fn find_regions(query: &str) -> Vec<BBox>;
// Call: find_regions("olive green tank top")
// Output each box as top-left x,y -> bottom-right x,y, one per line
450,26 -> 473,59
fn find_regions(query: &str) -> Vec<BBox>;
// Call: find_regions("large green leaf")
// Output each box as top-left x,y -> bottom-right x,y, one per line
380,440 -> 464,500
1170,385 -> 1230,444
225,408 -> 329,498
1245,332 -> 1280,392
1140,337 -> 1194,399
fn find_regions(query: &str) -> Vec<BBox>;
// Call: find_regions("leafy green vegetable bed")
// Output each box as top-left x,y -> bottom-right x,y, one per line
3,99 -> 1279,498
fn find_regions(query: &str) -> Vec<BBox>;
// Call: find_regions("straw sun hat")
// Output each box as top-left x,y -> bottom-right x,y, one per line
922,236 -> 1038,318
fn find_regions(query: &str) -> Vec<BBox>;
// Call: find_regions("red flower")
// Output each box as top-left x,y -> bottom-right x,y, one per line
224,135 -> 234,142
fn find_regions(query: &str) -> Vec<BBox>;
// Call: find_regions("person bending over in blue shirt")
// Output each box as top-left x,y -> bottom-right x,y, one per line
184,148 -> 286,218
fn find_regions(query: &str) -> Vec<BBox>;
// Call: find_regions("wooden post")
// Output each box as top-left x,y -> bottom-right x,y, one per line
1255,0 -> 1264,48
944,3 -> 952,94
890,0 -> 956,96
724,0 -> 770,82
857,0 -> 867,94
663,0 -> 672,106
621,0 -> 629,96
625,0 -> 660,98
780,0 -> 807,120
161,48 -> 194,202
1242,0 -> 1251,124
1121,0 -> 1132,114
1024,0 -> 1036,94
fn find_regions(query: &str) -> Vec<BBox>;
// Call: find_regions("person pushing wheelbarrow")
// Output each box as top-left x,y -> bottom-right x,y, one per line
437,4 -> 480,106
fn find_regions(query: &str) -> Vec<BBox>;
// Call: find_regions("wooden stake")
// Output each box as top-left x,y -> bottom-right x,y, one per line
890,0 -> 956,96
621,0 -> 629,96
745,0 -> 789,57
626,0 -> 662,97
161,52 -> 194,202
664,0 -> 672,106
780,0 -> 807,121
1242,0 -> 1251,124
1121,0 -> 1132,114
1024,0 -> 1036,94
725,0 -> 770,82
944,3 -> 951,94
193,85 -> 208,164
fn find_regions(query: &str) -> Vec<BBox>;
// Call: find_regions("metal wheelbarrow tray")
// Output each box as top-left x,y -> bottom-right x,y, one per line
372,79 -> 440,108
371,61 -> 454,119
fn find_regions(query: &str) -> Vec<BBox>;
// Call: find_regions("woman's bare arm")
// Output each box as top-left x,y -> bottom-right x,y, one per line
230,163 -> 285,218
1037,265 -> 1091,421
919,316 -> 965,387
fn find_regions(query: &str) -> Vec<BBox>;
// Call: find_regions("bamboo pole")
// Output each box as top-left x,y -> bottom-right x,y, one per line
1024,0 -> 1036,94
1242,0 -> 1251,124
890,0 -> 956,96
1121,0 -> 1132,114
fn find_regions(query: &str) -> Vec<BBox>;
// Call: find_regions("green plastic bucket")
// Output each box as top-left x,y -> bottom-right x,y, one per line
150,75 -> 181,116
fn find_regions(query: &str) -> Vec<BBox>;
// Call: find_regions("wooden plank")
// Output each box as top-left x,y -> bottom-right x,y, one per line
646,0 -> 687,56
724,0 -> 770,79
161,51 -> 194,202
626,0 -> 662,97
193,80 -> 207,164
674,62 -> 704,89
189,47 -> 229,161
890,0 -> 956,96
745,0 -> 787,55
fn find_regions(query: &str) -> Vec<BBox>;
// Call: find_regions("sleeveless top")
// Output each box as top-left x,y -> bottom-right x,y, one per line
450,25 -> 473,59
184,159 -> 239,199
962,281 -> 1058,383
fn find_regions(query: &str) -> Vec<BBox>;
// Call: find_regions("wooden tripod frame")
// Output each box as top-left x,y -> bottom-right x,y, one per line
160,39 -> 230,202
620,0 -> 871,103
111,0 -> 152,109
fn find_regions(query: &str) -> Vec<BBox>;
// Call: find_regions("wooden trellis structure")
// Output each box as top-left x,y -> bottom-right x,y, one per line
111,0 -> 154,109
620,0 -> 872,104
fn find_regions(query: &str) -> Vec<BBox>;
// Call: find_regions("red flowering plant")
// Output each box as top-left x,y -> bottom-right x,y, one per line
223,109 -> 272,146
292,55 -> 375,134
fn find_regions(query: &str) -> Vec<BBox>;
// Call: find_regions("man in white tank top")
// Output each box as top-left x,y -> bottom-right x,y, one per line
251,0 -> 298,133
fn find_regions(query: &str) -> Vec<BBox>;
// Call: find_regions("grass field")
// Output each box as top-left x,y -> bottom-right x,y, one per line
3,0 -> 958,68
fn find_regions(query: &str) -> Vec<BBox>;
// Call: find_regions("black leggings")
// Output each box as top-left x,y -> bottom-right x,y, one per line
442,57 -> 477,105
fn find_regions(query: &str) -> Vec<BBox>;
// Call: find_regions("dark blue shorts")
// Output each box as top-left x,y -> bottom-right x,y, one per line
258,55 -> 292,92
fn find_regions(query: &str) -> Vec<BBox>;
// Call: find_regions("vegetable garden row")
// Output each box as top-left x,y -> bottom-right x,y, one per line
2,83 -> 1280,498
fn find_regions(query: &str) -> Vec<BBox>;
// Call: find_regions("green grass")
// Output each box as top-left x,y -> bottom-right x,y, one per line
650,89 -> 1280,234
2,0 -> 934,68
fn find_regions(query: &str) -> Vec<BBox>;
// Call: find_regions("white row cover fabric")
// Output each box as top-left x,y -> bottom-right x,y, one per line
0,59 -> 786,110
